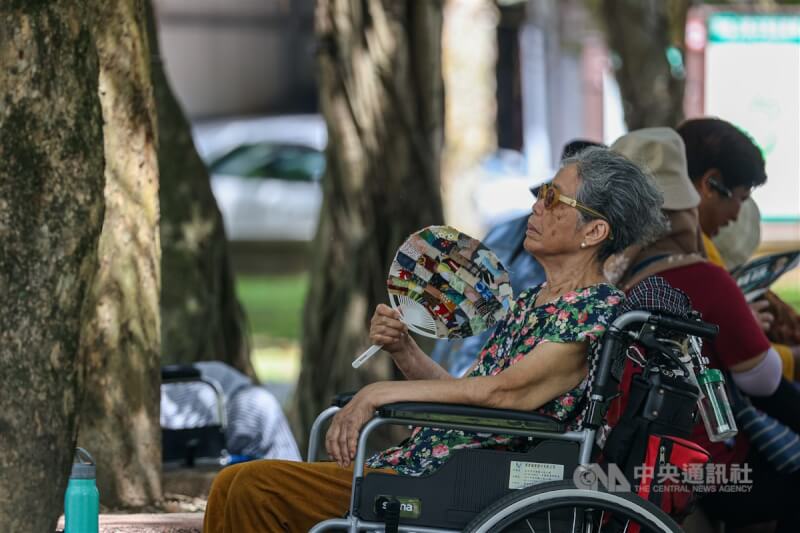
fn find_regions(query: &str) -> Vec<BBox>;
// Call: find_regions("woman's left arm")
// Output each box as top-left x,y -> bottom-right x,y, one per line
326,340 -> 588,466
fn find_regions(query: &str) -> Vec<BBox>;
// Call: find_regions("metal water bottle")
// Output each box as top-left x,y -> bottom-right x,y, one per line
64,448 -> 99,533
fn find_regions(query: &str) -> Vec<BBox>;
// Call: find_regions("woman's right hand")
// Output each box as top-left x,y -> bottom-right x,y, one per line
369,304 -> 410,355
749,299 -> 775,332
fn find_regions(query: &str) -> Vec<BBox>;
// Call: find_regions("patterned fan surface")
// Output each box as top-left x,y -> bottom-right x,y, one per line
386,225 -> 513,340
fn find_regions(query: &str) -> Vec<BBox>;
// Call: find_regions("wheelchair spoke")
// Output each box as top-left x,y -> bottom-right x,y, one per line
463,481 -> 681,533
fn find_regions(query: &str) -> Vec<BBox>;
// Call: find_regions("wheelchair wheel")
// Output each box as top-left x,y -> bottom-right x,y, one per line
464,480 -> 681,533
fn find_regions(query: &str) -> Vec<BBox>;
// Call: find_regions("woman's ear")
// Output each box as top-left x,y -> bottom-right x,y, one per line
582,219 -> 610,247
697,169 -> 718,198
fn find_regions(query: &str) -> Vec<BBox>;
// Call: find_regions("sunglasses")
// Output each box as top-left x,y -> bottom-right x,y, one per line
530,182 -> 613,240
708,177 -> 733,199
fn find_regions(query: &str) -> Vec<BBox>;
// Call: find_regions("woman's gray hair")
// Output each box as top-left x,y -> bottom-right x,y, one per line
561,146 -> 668,262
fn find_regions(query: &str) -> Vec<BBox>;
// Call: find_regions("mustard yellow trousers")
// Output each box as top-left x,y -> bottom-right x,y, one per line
203,460 -> 394,533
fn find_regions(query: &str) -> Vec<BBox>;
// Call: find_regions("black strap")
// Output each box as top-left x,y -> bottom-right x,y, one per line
384,499 -> 400,533
603,374 -> 651,479
628,254 -> 670,277
625,420 -> 651,485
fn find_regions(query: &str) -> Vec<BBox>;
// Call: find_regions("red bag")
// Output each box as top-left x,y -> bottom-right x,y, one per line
627,434 -> 710,532
603,368 -> 710,528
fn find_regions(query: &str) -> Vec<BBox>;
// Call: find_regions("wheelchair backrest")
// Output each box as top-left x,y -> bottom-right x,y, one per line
587,275 -> 713,433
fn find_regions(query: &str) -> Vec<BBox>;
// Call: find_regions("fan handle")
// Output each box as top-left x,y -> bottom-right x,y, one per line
352,344 -> 382,369
351,295 -> 439,369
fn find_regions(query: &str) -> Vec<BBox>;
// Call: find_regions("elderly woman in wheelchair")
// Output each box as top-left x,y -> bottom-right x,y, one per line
203,147 -> 683,533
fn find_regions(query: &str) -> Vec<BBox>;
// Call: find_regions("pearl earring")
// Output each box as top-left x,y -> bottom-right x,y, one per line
580,242 -> 587,249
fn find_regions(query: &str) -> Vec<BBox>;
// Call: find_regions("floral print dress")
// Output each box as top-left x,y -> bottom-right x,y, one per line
366,283 -> 623,476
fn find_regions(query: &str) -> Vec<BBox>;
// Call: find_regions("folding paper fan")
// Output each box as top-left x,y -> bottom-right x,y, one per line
352,225 -> 514,368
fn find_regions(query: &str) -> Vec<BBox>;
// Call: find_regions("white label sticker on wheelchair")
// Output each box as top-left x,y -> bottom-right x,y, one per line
508,461 -> 564,490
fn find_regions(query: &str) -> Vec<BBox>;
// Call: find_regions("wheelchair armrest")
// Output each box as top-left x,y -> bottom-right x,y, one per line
162,364 -> 202,382
331,391 -> 358,407
376,402 -> 565,433
308,399 -> 566,461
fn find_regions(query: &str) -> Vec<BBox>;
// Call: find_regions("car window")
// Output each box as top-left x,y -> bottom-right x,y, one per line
210,143 -> 325,182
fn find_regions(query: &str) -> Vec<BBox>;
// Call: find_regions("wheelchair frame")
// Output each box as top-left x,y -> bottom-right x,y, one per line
307,309 -> 717,533
161,365 -> 229,468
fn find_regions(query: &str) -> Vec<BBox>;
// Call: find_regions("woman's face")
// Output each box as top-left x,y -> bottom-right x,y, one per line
524,163 -> 586,258
698,180 -> 751,237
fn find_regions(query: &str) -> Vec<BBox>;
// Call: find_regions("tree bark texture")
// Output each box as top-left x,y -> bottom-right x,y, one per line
290,0 -> 445,451
77,0 -> 162,508
0,3 -> 105,531
146,1 -> 254,378
599,0 -> 689,129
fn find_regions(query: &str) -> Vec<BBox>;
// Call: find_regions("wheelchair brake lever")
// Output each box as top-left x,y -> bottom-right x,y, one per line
636,328 -> 686,370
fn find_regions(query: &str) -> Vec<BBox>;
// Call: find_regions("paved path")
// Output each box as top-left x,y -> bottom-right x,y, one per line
57,513 -> 203,533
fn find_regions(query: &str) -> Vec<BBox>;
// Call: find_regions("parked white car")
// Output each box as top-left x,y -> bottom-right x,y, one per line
193,115 -> 327,242
193,115 -> 541,242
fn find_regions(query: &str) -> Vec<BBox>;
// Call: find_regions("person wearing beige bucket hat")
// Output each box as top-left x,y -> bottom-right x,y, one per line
610,127 -> 700,211
608,127 -> 800,531
604,127 -> 705,286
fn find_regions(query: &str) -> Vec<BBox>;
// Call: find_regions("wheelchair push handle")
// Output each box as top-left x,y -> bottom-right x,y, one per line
161,364 -> 202,381
648,314 -> 718,339
603,310 -> 717,339
590,310 -> 717,403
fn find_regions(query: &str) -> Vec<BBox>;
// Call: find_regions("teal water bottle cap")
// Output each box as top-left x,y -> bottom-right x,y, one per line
698,368 -> 725,385
70,448 -> 96,480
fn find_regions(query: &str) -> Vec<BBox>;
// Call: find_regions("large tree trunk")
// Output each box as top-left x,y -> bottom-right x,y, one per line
146,1 -> 253,377
599,0 -> 689,129
290,0 -> 445,452
77,0 -> 162,508
0,3 -> 105,530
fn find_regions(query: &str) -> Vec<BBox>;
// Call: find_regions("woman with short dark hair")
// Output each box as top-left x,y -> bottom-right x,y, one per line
677,117 -> 767,239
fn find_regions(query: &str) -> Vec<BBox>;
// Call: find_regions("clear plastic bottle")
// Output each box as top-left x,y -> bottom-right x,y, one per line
64,448 -> 99,533
696,369 -> 738,442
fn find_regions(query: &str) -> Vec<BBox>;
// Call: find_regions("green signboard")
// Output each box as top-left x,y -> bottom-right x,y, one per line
709,13 -> 800,44
705,11 -> 800,222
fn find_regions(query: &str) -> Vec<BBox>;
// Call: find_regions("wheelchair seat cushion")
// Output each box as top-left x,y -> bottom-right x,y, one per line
366,283 -> 623,476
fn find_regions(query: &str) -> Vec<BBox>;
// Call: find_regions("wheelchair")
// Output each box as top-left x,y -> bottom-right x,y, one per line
161,364 -> 229,468
307,279 -> 720,532
161,365 -> 255,469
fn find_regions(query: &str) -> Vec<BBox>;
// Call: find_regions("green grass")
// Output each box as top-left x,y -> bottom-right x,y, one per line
250,341 -> 301,384
235,273 -> 309,340
235,273 -> 308,385
773,285 -> 800,312
773,270 -> 800,313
